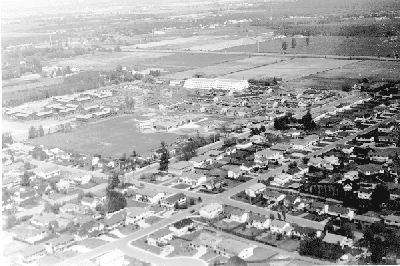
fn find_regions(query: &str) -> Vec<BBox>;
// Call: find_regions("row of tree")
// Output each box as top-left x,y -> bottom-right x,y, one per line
28,125 -> 45,139
273,110 -> 317,131
2,132 -> 13,148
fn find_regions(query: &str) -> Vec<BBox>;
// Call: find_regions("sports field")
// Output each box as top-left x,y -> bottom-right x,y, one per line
28,116 -> 179,158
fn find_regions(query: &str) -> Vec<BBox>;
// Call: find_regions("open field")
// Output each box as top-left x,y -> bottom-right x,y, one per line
2,77 -> 64,94
222,58 -> 357,81
284,60 -> 400,90
223,36 -> 400,57
28,115 -> 179,157
163,56 -> 288,80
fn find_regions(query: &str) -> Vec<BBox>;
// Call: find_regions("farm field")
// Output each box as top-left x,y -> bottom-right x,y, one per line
222,58 -> 357,81
163,56 -> 288,80
28,115 -> 180,158
223,36 -> 400,57
284,60 -> 400,90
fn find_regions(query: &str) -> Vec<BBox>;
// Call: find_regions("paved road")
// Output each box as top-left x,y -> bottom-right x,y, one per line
121,47 -> 400,62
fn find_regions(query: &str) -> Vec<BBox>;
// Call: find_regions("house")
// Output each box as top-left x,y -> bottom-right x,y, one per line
19,245 -> 47,264
269,220 -> 290,234
383,214 -> 400,227
8,226 -> 48,244
169,218 -> 194,236
290,139 -> 312,150
56,179 -> 70,192
307,202 -> 328,214
179,172 -> 207,187
292,225 -> 322,239
323,233 -> 353,248
60,202 -> 87,214
254,149 -> 283,163
272,173 -> 293,186
263,190 -> 285,203
31,213 -> 58,228
199,203 -> 223,219
135,188 -> 165,204
358,188 -> 372,200
81,196 -> 99,209
44,235 -> 75,254
245,183 -> 266,198
161,192 -> 187,209
125,207 -> 152,224
35,166 -> 61,179
344,171 -> 359,181
215,238 -> 254,259
95,249 -> 126,266
189,155 -> 210,168
229,209 -> 249,223
147,228 -> 173,246
13,189 -> 36,205
236,141 -> 253,150
227,167 -> 245,179
103,210 -> 127,230
190,232 -> 221,250
326,205 -> 354,220
240,161 -> 257,172
358,164 -> 384,176
248,214 -> 270,229
368,148 -> 400,163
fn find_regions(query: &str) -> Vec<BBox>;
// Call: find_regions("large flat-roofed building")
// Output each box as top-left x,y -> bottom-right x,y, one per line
184,78 -> 249,91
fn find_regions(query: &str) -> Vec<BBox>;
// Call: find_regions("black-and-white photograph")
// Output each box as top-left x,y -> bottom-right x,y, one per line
1,0 -> 400,265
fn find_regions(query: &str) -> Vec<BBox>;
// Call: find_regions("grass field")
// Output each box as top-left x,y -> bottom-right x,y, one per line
164,56 -> 287,80
28,115 -> 179,158
223,36 -> 400,57
222,57 -> 356,81
284,60 -> 400,90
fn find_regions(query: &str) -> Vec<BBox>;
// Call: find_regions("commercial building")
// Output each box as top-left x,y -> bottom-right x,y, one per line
184,78 -> 249,91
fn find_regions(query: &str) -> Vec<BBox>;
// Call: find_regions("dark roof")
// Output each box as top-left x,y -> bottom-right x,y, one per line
163,193 -> 186,204
226,256 -> 248,266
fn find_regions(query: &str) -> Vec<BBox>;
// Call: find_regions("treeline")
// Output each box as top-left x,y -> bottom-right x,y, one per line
274,23 -> 400,37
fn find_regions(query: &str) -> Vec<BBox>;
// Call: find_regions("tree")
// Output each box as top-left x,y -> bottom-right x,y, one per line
189,198 -> 195,205
301,110 -> 317,131
114,46 -> 122,52
158,141 -> 170,172
38,125 -> 45,137
306,37 -> 310,46
214,259 -> 220,266
342,84 -> 352,92
371,184 -> 390,210
339,222 -> 354,239
270,213 -> 275,220
6,215 -> 17,229
28,126 -> 37,139
174,202 -> 180,210
56,68 -> 62,76
108,172 -> 120,189
198,197 -> 202,203
291,38 -> 296,48
116,65 -> 123,72
282,41 -> 288,51
302,157 -> 310,165
107,190 -> 127,213
288,161 -> 298,169
21,171 -> 30,187
2,132 -> 13,148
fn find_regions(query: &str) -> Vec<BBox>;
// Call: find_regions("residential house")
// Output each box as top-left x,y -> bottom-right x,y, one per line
199,203 -> 223,219
81,196 -> 99,209
240,161 -> 257,172
248,214 -> 270,229
35,166 -> 61,179
236,141 -> 253,150
323,233 -> 353,248
147,228 -> 173,246
9,226 -> 49,244
190,232 -> 221,250
269,220 -> 290,234
229,209 -> 249,223
245,183 -> 266,198
227,166 -> 245,179
126,207 -> 152,224
358,164 -> 384,176
56,179 -> 70,192
215,238 -> 254,259
286,166 -> 308,181
307,202 -> 328,214
19,245 -> 47,264
263,190 -> 285,204
44,235 -> 76,254
13,189 -> 36,206
169,218 -> 194,236
179,172 -> 207,187
161,192 -> 187,209
326,205 -> 355,220
103,210 -> 127,230
292,225 -> 322,239
358,188 -> 372,200
369,148 -> 400,163
254,149 -> 283,163
31,213 -> 58,228
272,173 -> 293,186
383,214 -> 400,227
189,155 -> 210,168
343,171 -> 359,181
135,188 -> 165,204
290,139 -> 313,150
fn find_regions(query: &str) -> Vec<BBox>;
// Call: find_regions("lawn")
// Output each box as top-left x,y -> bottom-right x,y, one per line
213,220 -> 241,231
208,255 -> 228,266
76,238 -> 108,249
126,199 -> 150,208
29,115 -> 180,158
56,250 -> 81,259
276,238 -> 301,252
246,247 -> 277,261
232,226 -> 266,239
145,216 -> 163,225
131,237 -> 162,255
172,183 -> 191,189
119,224 -> 139,235
200,250 -> 218,262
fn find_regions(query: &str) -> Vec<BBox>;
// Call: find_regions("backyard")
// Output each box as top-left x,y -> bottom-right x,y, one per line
131,236 -> 163,255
